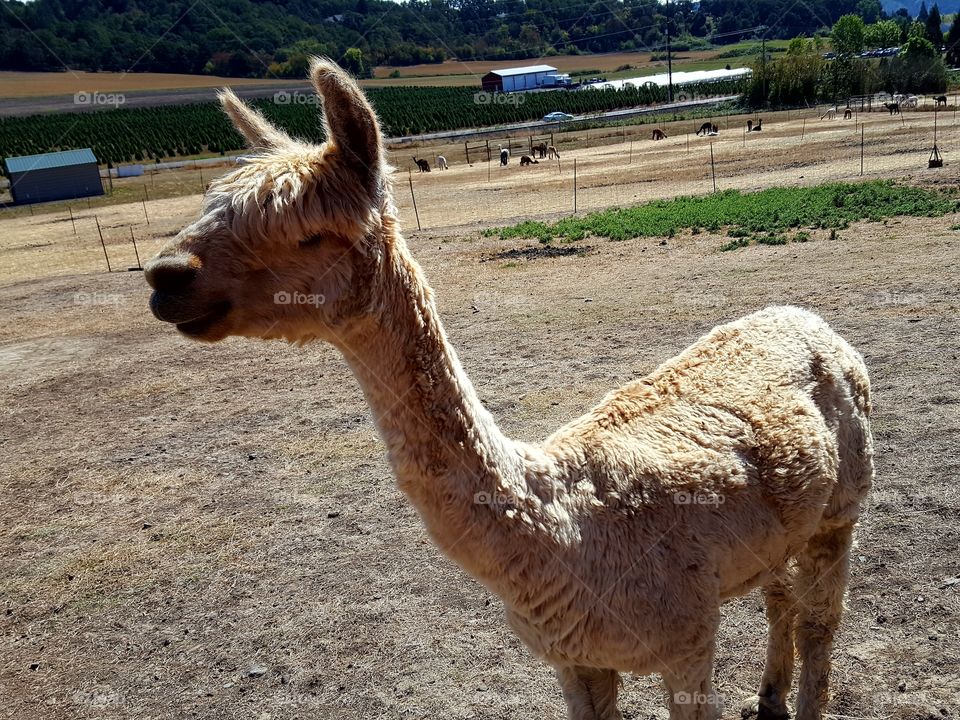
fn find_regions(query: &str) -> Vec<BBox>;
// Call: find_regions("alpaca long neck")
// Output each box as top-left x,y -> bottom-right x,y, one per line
338,238 -> 531,580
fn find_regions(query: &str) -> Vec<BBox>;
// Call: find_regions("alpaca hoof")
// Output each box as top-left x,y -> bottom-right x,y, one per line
740,695 -> 790,720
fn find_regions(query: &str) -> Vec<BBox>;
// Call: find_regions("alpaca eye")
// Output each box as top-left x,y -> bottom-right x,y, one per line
299,234 -> 323,247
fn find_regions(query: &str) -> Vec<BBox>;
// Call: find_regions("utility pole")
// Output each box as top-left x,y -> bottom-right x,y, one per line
665,1 -> 674,102
761,29 -> 767,106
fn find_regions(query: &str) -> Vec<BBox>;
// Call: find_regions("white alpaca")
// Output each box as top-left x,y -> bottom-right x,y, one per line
144,59 -> 874,720
437,155 -> 448,170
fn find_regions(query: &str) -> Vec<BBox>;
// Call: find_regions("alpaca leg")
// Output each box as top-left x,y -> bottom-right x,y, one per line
661,642 -> 721,720
741,575 -> 796,720
792,522 -> 855,720
557,666 -> 623,720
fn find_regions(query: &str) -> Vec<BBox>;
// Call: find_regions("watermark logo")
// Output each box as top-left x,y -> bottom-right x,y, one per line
674,89 -> 732,103
474,491 -> 514,506
274,291 -> 325,307
673,290 -> 727,308
74,91 -> 125,108
474,91 -> 524,106
674,491 -> 725,506
273,91 -> 318,106
872,290 -> 927,306
674,691 -> 723,706
73,292 -> 123,306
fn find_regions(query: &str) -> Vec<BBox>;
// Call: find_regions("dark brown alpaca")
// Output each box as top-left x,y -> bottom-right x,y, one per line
533,142 -> 548,158
651,128 -> 667,140
884,102 -> 900,115
520,155 -> 539,166
844,108 -> 852,119
935,95 -> 948,107
412,156 -> 430,172
696,121 -> 718,136
749,118 -> 762,132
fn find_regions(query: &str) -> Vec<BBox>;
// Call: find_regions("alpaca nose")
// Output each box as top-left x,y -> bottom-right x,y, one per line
144,256 -> 198,294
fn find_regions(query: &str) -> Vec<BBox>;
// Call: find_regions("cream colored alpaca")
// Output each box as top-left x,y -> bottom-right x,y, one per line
144,59 -> 873,720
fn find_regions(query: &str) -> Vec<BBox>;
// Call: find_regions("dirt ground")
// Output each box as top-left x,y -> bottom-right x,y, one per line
1,106 -> 959,719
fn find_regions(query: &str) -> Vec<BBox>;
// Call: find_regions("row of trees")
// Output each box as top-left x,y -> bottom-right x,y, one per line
748,8 -> 956,108
0,0 -> 931,77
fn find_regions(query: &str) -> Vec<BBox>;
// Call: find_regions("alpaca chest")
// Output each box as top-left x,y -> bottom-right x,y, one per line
500,572 -> 701,674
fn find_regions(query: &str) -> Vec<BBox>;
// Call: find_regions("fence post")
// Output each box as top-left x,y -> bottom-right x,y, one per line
142,199 -> 150,225
573,158 -> 577,214
710,143 -> 717,193
407,170 -> 421,231
96,216 -> 112,272
860,125 -> 864,176
800,118 -> 806,142
629,141 -> 633,165
464,140 -> 470,165
129,227 -> 143,270
68,206 -> 77,236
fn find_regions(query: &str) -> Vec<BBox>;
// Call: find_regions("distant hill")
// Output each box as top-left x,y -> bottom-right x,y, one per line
0,0 -> 907,78
882,0 -> 959,14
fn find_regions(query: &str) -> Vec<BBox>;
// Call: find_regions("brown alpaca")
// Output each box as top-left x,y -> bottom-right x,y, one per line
519,154 -> 539,166
844,108 -> 852,119
935,94 -> 948,107
749,118 -> 762,132
144,59 -> 873,720
412,156 -> 430,172
696,121 -> 718,136
651,128 -> 667,140
884,102 -> 900,115
533,142 -> 548,158
547,145 -> 560,159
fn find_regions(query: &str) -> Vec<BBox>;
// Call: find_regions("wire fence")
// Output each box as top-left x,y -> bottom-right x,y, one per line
2,101 -> 957,285
390,103 -> 958,233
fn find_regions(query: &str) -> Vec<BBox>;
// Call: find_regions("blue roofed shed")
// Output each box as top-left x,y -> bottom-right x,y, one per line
4,148 -> 103,205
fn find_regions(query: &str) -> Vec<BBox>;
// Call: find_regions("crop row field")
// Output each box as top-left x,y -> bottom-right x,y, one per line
0,81 -> 745,165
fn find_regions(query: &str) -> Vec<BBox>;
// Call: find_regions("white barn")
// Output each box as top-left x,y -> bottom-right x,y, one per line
481,65 -> 558,93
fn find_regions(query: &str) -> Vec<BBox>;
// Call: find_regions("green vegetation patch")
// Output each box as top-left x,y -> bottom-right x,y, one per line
488,181 -> 958,249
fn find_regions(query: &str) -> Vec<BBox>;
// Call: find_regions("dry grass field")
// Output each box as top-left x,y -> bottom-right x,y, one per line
0,71 -> 281,98
0,49 -> 739,97
1,106 -> 958,719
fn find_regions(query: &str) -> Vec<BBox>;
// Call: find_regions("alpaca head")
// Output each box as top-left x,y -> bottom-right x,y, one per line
144,58 -> 390,345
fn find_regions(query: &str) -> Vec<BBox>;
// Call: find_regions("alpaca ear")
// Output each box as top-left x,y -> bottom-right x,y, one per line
218,88 -> 290,150
309,57 -> 383,194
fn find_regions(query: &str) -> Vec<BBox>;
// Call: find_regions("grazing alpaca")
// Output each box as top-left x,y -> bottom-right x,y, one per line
884,102 -> 900,115
519,154 -> 539,166
144,59 -> 874,720
437,155 -> 448,170
935,94 -> 948,107
696,121 -> 719,136
844,108 -> 852,120
547,145 -> 560,159
651,128 -> 667,140
412,156 -> 430,172
533,142 -> 548,158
